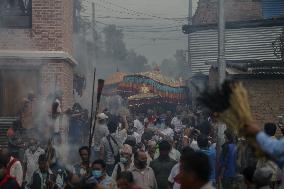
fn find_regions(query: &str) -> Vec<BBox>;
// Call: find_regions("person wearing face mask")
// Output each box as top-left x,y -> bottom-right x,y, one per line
91,159 -> 116,189
0,162 -> 20,189
130,150 -> 158,189
23,138 -> 45,184
112,144 -> 134,180
150,140 -> 177,189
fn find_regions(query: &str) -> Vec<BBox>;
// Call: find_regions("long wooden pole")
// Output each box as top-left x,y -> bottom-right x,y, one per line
88,68 -> 96,149
89,79 -> 105,149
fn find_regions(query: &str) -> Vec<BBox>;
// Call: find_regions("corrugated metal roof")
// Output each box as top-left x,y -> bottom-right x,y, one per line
189,26 -> 283,75
262,0 -> 284,18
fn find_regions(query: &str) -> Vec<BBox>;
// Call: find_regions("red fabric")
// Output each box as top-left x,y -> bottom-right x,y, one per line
6,128 -> 14,137
0,174 -> 18,187
147,116 -> 156,125
132,186 -> 142,189
7,157 -> 18,175
174,172 -> 182,185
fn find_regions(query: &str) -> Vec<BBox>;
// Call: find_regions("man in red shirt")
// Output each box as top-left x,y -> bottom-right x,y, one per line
0,162 -> 20,189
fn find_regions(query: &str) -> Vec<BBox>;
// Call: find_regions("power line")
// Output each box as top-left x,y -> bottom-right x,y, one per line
93,0 -> 186,23
96,15 -> 187,21
95,3 -> 140,17
95,20 -> 181,33
95,19 -> 182,29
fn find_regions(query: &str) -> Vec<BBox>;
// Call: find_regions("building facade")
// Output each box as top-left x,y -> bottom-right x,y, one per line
209,60 -> 284,127
187,18 -> 284,75
0,0 -> 76,117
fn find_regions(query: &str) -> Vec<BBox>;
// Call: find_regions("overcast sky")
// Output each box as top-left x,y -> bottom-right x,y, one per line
84,0 -> 199,65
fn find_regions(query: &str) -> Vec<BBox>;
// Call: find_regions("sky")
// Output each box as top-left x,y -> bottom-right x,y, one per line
83,0 -> 199,65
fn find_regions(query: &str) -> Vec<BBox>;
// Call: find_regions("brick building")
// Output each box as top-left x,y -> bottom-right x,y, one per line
209,60 -> 284,127
0,0 -> 76,117
193,0 -> 263,25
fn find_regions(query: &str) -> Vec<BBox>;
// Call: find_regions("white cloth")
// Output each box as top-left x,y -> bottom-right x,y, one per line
23,0 -> 30,9
134,119 -> 144,136
112,162 -> 134,180
161,128 -> 174,140
168,163 -> 180,189
116,128 -> 128,144
93,123 -> 109,150
190,140 -> 200,151
171,117 -> 185,132
200,182 -> 215,189
9,157 -> 23,186
132,132 -> 141,143
24,148 -> 45,183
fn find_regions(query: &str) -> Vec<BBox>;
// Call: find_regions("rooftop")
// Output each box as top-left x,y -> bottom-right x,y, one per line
183,17 -> 284,34
211,59 -> 284,79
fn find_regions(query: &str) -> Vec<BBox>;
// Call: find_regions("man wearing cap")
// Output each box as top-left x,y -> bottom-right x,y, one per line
92,113 -> 109,161
112,144 -> 134,180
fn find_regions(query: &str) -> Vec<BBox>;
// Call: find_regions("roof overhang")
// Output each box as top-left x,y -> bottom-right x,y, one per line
184,17 -> 284,34
0,50 -> 78,66
209,59 -> 284,79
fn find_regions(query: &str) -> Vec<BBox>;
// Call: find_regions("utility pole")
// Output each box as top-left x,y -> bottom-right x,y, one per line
187,0 -> 192,78
92,2 -> 96,70
217,1 -> 226,189
218,0 -> 226,85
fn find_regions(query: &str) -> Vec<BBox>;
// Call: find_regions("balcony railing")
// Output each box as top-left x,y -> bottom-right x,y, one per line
0,0 -> 32,28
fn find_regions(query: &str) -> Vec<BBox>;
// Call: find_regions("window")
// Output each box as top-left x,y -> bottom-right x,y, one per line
0,0 -> 32,28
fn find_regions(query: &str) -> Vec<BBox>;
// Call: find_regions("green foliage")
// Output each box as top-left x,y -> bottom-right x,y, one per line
160,49 -> 187,79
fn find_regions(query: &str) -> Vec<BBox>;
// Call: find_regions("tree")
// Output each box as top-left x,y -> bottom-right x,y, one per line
160,49 -> 187,79
125,50 -> 150,72
103,25 -> 127,60
101,25 -> 150,74
160,58 -> 179,77
174,49 -> 187,77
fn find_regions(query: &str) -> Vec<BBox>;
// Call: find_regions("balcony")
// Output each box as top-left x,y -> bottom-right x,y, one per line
0,0 -> 32,28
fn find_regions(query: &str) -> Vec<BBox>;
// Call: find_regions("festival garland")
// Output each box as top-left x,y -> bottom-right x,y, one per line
123,76 -> 186,93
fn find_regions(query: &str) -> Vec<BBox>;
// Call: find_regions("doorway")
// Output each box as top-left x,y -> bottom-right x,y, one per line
0,69 -> 39,117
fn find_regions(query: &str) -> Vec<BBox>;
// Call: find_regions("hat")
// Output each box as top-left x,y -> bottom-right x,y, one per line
97,113 -> 108,120
121,144 -> 132,155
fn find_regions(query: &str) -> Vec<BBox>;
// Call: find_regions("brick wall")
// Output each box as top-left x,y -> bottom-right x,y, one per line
0,0 -> 73,54
0,0 -> 75,111
243,79 -> 284,127
41,60 -> 74,110
193,0 -> 263,25
0,58 -> 74,111
208,69 -> 284,128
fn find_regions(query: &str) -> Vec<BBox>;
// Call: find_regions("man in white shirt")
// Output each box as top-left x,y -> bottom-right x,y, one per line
131,150 -> 158,189
92,113 -> 109,161
134,116 -> 144,136
171,116 -> 185,133
23,138 -> 45,184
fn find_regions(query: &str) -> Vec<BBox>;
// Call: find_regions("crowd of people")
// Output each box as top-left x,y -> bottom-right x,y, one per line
1,103 -> 284,189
